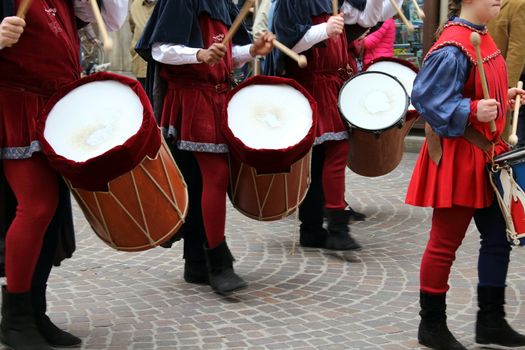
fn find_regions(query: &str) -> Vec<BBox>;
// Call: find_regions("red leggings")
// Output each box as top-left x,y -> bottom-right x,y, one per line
3,154 -> 59,293
194,152 -> 228,249
420,205 -> 511,294
322,140 -> 349,210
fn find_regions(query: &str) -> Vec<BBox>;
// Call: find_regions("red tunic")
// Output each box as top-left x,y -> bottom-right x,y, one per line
160,14 -> 233,153
0,0 -> 81,158
285,15 -> 350,145
406,22 -> 509,209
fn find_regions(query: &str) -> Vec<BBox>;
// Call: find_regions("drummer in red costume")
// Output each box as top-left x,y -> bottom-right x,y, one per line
269,0 -> 403,251
0,1 -> 127,349
136,0 -> 275,294
406,0 -> 525,348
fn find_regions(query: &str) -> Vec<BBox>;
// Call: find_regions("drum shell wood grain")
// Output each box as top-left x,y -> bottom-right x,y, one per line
69,141 -> 188,251
228,150 -> 311,221
347,115 -> 418,177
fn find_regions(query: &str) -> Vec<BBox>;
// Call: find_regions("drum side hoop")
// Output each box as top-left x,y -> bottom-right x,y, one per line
494,148 -> 525,166
338,71 -> 410,133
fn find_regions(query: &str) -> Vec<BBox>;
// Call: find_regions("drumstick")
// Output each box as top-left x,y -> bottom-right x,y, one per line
390,0 -> 414,32
471,32 -> 496,133
411,0 -> 425,19
273,39 -> 307,68
333,0 -> 339,15
16,0 -> 34,18
508,81 -> 523,146
223,0 -> 255,46
89,0 -> 113,52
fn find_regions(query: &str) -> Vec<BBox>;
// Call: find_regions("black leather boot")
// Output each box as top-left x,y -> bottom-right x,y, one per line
184,260 -> 209,285
418,291 -> 466,350
204,240 -> 247,294
476,286 -> 525,348
298,146 -> 328,248
346,207 -> 367,221
0,286 -> 52,350
171,147 -> 209,285
325,209 -> 361,251
32,284 -> 81,348
299,227 -> 328,248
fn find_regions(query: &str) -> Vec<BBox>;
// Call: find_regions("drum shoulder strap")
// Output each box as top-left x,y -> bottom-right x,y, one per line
425,123 -> 493,165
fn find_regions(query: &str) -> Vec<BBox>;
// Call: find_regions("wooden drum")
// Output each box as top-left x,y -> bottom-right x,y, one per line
222,76 -> 317,221
39,72 -> 188,251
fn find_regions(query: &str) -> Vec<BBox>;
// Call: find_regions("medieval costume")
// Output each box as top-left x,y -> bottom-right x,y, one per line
406,17 -> 525,349
270,0 -> 401,251
136,0 -> 270,294
0,1 -> 127,348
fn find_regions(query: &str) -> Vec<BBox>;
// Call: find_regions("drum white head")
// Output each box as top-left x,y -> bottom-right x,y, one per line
366,61 -> 417,110
227,84 -> 313,150
44,80 -> 144,162
339,72 -> 409,132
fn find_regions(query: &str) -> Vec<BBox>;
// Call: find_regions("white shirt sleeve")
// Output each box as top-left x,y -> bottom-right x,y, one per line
152,43 -> 201,65
341,0 -> 402,27
232,44 -> 254,68
291,22 -> 329,54
74,0 -> 129,32
152,43 -> 254,67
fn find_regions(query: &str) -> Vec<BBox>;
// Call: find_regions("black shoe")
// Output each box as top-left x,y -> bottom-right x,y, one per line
184,260 -> 209,285
32,284 -> 81,348
418,291 -> 466,350
299,227 -> 328,248
0,286 -> 52,350
476,286 -> 525,348
325,209 -> 362,251
204,240 -> 247,294
346,207 -> 367,221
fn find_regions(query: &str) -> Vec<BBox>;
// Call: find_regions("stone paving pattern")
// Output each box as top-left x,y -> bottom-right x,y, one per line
3,153 -> 525,349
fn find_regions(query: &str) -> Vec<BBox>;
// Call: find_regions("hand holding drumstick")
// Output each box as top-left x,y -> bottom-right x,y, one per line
508,82 -> 525,145
471,32 -> 496,132
0,0 -> 30,49
0,16 -> 26,49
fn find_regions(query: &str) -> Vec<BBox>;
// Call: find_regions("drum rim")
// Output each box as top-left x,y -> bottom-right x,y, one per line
338,71 -> 410,133
363,56 -> 420,75
494,147 -> 525,165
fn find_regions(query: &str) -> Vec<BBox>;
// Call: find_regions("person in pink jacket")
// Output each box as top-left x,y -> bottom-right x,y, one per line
360,18 -> 395,65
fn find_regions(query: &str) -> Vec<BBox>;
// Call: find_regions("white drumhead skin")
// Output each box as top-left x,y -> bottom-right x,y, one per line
228,84 -> 313,150
44,80 -> 144,162
339,72 -> 408,131
367,61 -> 416,110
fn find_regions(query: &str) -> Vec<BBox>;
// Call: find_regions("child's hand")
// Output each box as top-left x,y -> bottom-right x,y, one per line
476,99 -> 499,123
508,87 -> 525,109
0,16 -> 25,49
197,43 -> 226,66
250,31 -> 275,57
326,14 -> 344,38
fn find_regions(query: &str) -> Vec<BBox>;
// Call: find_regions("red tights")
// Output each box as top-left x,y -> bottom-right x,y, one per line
3,154 -> 59,293
322,140 -> 349,210
194,152 -> 228,249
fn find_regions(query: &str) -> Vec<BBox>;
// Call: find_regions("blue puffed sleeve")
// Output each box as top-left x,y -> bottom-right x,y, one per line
411,46 -> 472,137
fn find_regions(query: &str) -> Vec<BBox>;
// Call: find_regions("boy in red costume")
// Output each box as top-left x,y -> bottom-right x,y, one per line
136,0 -> 275,294
406,0 -> 525,348
0,1 -> 127,349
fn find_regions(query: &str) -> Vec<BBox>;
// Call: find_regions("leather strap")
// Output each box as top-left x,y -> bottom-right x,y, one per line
425,123 -> 493,165
425,123 -> 443,165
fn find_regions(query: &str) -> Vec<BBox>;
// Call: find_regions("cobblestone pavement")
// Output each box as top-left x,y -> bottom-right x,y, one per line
4,152 -> 525,350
